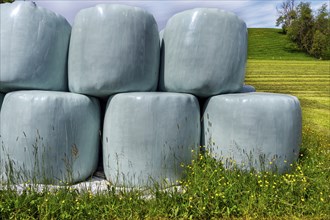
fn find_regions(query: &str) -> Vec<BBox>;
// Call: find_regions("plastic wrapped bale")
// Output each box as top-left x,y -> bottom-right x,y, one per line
238,85 -> 256,93
69,4 -> 160,97
159,8 -> 247,98
0,91 -> 100,184
103,92 -> 200,187
202,93 -> 302,173
0,2 -> 71,92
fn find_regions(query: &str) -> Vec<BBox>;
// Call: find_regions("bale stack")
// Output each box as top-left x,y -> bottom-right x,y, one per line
0,2 -> 100,184
160,8 -> 301,174
0,2 -> 302,187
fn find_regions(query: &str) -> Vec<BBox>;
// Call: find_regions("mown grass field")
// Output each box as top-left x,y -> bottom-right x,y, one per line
245,60 -> 330,142
0,28 -> 329,219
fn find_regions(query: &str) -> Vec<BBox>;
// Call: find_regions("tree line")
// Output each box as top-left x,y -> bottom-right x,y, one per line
276,0 -> 330,59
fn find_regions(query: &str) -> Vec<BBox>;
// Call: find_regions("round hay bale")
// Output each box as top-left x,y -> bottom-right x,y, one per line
103,92 -> 200,187
0,91 -> 100,184
160,8 -> 247,98
202,92 -> 302,173
0,2 -> 71,92
69,4 -> 160,97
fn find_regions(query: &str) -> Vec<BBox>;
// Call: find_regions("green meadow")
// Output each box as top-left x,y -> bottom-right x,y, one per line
248,28 -> 329,143
0,28 -> 329,219
247,28 -> 316,61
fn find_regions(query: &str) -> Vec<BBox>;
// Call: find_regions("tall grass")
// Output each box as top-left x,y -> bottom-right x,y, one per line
1,127 -> 329,219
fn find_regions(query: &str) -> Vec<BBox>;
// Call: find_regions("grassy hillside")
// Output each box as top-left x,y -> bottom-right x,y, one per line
248,28 -> 316,60
247,28 -> 329,142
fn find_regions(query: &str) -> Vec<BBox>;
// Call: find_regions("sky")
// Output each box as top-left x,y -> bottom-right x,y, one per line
31,0 -> 328,30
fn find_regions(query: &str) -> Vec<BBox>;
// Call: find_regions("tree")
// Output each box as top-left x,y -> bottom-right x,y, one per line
276,0 -> 296,33
278,1 -> 329,59
287,2 -> 314,52
314,3 -> 329,32
311,3 -> 330,59
311,30 -> 328,59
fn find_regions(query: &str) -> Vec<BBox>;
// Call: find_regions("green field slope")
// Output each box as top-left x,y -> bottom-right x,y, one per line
246,28 -> 330,143
245,60 -> 330,141
247,28 -> 329,141
248,28 -> 317,60
245,31 -> 329,218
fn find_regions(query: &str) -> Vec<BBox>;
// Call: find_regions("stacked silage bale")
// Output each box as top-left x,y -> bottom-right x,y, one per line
0,2 -> 302,187
0,2 -> 70,92
0,91 -> 100,183
160,8 -> 302,173
102,93 -> 200,186
68,4 -> 201,187
0,2 -> 100,184
159,8 -> 248,97
68,4 -> 160,97
202,93 -> 302,173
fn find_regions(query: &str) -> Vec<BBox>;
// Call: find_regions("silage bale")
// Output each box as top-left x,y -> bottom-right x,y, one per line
159,8 -> 247,98
103,92 -> 200,187
0,91 -> 100,184
202,92 -> 302,173
0,2 -> 71,92
69,4 -> 160,97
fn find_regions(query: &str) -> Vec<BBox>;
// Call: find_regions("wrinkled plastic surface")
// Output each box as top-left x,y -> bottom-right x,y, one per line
103,92 -> 200,186
202,93 -> 302,173
160,8 -> 247,98
0,91 -> 100,184
69,4 -> 160,97
238,85 -> 256,93
0,2 -> 71,92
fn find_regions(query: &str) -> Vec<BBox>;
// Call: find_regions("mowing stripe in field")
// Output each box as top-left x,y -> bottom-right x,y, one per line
245,59 -> 330,140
